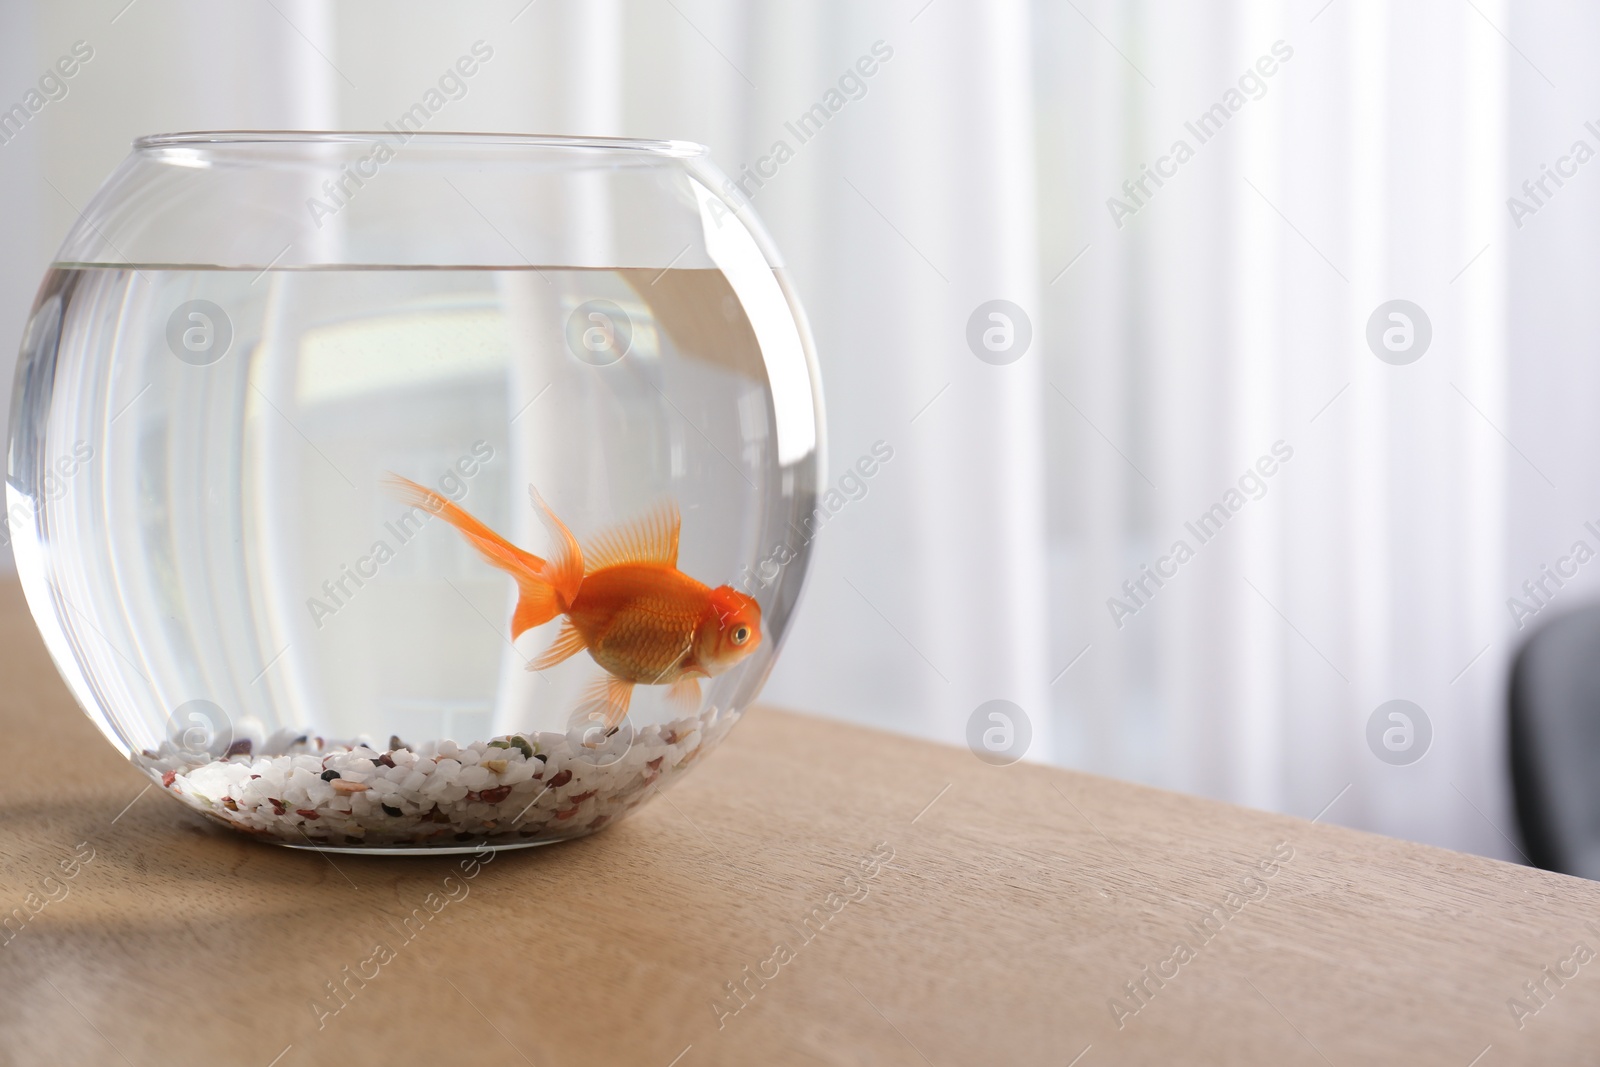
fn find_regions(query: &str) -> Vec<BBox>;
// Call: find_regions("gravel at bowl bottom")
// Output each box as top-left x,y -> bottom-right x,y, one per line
131,705 -> 738,849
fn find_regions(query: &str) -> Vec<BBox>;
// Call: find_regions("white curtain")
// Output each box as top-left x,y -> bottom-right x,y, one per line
8,0 -> 1589,862
729,2 -> 1054,755
0,6 -> 44,402
1042,0 -> 1516,858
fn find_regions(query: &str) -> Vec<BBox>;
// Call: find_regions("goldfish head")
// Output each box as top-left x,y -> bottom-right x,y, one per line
696,585 -> 764,675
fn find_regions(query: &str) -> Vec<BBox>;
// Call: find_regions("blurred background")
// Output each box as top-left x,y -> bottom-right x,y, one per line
2,0 -> 1591,864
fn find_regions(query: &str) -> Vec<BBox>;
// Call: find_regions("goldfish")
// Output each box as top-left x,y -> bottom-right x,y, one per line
384,475 -> 762,731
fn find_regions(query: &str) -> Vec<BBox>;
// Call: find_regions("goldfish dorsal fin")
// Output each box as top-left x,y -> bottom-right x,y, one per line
527,486 -> 584,604
582,499 -> 680,574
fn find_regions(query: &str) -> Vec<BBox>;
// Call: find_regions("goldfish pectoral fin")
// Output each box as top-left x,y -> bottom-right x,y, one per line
581,498 -> 681,574
529,620 -> 587,671
666,674 -> 702,711
569,675 -> 635,733
526,486 -> 584,604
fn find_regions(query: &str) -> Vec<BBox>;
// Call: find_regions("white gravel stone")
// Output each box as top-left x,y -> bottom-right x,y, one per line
134,705 -> 737,849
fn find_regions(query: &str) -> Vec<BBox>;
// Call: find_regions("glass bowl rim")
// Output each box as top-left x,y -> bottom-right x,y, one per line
132,130 -> 709,157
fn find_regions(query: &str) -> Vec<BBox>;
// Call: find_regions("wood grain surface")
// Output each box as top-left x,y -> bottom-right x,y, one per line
1,576 -> 1598,1066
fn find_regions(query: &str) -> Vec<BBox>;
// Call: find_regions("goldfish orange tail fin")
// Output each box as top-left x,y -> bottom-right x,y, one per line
382,473 -> 571,639
527,485 -> 584,604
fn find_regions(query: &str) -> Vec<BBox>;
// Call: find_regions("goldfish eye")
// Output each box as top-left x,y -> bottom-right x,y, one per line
732,625 -> 750,645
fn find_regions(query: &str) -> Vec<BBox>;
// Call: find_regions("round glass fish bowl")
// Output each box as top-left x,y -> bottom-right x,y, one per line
8,132 -> 824,853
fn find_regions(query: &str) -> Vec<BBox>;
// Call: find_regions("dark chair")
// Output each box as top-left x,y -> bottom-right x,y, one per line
1509,604 -> 1600,879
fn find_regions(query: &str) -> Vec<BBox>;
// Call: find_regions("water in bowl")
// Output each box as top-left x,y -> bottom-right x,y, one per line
10,263 -> 814,850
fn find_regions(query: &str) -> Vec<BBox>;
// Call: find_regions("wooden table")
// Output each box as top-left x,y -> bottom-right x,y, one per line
2,577 -> 1599,1066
